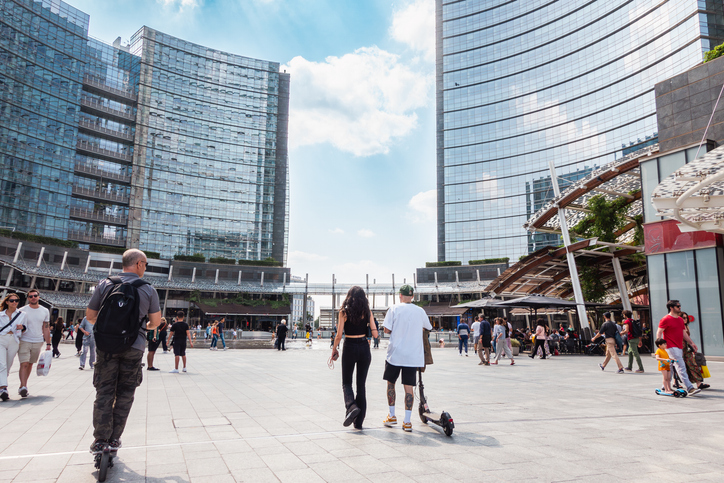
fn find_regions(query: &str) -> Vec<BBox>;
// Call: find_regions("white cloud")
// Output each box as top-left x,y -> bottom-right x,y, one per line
390,0 -> 435,62
287,250 -> 328,264
158,0 -> 200,12
357,229 -> 375,238
329,228 -> 345,235
408,189 -> 436,223
283,46 -> 432,156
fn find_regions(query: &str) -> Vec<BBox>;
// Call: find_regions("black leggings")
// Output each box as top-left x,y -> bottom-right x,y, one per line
341,338 -> 371,428
531,339 -> 547,359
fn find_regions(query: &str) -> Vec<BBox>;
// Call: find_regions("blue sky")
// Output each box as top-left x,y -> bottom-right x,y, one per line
71,0 -> 437,293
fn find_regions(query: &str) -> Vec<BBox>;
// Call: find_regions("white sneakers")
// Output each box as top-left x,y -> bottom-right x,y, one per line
169,369 -> 179,373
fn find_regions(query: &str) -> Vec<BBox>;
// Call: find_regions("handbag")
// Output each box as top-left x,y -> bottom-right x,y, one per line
0,312 -> 22,334
36,350 -> 52,376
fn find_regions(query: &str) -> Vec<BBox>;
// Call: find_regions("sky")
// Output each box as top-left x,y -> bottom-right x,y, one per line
69,0 -> 437,311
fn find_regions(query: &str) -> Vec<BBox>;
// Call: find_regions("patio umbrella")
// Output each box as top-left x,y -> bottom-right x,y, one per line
495,294 -> 578,309
455,298 -> 504,308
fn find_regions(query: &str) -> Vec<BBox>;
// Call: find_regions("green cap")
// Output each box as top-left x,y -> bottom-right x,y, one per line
399,284 -> 414,296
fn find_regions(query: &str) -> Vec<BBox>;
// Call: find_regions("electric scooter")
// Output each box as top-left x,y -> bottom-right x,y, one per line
92,443 -> 116,482
655,387 -> 687,397
417,369 -> 454,436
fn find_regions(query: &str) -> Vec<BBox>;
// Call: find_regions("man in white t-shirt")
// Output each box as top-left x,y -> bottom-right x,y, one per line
471,315 -> 482,354
382,285 -> 432,432
17,289 -> 50,397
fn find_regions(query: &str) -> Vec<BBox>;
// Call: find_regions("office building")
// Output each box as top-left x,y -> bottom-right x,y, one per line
436,0 -> 724,262
0,0 -> 289,264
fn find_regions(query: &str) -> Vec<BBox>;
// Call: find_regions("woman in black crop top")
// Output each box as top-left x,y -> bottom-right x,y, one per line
331,286 -> 378,429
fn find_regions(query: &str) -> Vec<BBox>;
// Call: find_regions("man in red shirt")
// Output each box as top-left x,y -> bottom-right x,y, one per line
656,300 -> 700,396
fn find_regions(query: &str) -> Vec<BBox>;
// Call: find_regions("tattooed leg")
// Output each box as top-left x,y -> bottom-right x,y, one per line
387,381 -> 395,406
404,392 -> 414,411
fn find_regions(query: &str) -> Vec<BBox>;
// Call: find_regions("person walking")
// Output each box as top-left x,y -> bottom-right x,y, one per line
159,318 -> 169,353
74,319 -> 83,355
477,316 -> 492,365
331,286 -> 378,429
492,318 -> 515,365
169,311 -> 193,373
210,322 -> 219,350
681,313 -> 709,390
65,322 -> 74,340
592,312 -> 624,373
217,317 -> 228,351
471,315 -> 481,355
0,293 -> 26,401
382,285 -> 432,432
146,317 -> 167,371
17,289 -> 51,398
373,317 -> 380,349
656,302 -> 700,395
51,316 -> 64,358
621,310 -> 644,373
457,319 -> 470,356
529,320 -> 548,360
78,316 -> 95,370
276,319 -> 288,351
86,249 -> 162,452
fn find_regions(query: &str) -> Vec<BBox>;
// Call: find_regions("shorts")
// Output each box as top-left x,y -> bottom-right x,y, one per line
383,361 -> 417,386
173,343 -> 187,357
148,337 -> 162,352
18,341 -> 45,364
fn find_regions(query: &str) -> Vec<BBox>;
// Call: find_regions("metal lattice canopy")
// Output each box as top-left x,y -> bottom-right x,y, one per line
652,144 -> 724,233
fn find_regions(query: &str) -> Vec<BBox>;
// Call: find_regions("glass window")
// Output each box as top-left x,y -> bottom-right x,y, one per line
658,150 -> 686,182
640,159 -> 659,223
666,251 -> 701,347
695,248 -> 724,356
647,254 -> 667,330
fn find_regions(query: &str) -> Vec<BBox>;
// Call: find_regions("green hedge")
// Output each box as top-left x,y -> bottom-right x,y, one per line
425,261 -> 461,267
0,229 -> 78,248
174,253 -> 205,262
88,245 -> 161,259
209,257 -> 235,265
468,257 -> 509,265
705,42 -> 724,63
237,257 -> 282,267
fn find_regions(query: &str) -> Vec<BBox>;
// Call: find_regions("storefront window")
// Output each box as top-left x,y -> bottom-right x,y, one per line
640,159 -> 659,223
695,248 -> 724,356
666,251 -> 701,347
647,254 -> 667,328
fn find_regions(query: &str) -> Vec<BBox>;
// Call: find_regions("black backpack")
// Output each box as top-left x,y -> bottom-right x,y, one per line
93,277 -> 150,354
629,319 -> 643,338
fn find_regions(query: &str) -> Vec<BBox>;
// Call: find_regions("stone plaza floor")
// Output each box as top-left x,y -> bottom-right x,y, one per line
1,340 -> 723,482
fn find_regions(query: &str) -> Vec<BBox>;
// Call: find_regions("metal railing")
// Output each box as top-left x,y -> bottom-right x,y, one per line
76,140 -> 132,163
71,185 -> 129,204
78,117 -> 134,142
80,96 -> 135,122
67,230 -> 126,247
83,75 -> 137,102
69,207 -> 128,226
74,161 -> 131,184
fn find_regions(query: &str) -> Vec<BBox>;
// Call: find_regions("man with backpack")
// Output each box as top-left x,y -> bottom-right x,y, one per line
621,310 -> 644,373
85,249 -> 161,453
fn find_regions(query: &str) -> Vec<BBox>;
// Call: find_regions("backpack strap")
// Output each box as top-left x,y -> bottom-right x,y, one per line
107,276 -> 123,285
130,279 -> 150,288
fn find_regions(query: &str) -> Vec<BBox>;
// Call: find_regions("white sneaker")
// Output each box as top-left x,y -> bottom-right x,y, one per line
223,347 -> 227,351
18,386 -> 28,397
169,369 -> 179,373
182,368 -> 187,373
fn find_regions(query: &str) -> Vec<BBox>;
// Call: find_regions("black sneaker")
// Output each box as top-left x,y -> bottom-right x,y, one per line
147,367 -> 160,371
108,439 -> 122,452
0,390 -> 8,402
344,406 -> 361,427
89,439 -> 108,453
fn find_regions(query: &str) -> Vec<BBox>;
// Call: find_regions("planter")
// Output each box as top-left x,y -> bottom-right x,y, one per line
512,347 -> 519,356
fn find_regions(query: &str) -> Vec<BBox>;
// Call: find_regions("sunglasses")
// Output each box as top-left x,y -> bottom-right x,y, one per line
28,294 -> 39,298
7,299 -> 19,303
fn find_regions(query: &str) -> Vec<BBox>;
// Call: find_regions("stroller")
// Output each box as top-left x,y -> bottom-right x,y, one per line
584,340 -> 605,356
417,329 -> 454,436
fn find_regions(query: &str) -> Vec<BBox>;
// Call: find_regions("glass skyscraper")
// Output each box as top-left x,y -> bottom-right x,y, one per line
436,0 -> 724,262
0,0 -> 289,264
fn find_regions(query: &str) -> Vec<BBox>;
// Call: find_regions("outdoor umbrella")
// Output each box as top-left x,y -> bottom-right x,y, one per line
455,298 -> 504,308
495,294 -> 577,310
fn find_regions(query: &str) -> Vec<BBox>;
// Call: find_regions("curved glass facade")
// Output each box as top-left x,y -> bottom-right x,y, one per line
129,27 -> 289,263
436,0 -> 724,262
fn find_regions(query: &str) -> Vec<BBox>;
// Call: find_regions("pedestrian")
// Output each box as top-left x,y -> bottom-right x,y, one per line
331,286 -> 378,429
159,318 -> 169,353
210,321 -> 218,350
621,310 -> 644,373
51,316 -> 64,358
217,317 -> 228,351
0,293 -> 26,401
74,319 -> 83,355
146,317 -> 167,371
232,328 -> 238,340
382,285 -> 432,432
276,319 -> 288,351
78,316 -> 95,370
17,289 -> 51,398
681,312 -> 709,391
457,318 -> 470,356
86,248 -> 162,453
471,315 -> 481,354
65,322 -> 74,340
656,301 -> 701,395
592,312 -> 624,373
505,317 -> 514,355
169,311 -> 193,373
654,338 -> 673,393
477,316 -> 492,365
492,318 -> 515,365
292,326 -> 297,340
529,319 -> 548,360
373,317 -> 380,348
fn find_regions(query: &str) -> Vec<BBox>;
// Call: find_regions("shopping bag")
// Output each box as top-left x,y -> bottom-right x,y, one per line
36,350 -> 52,376
702,365 -> 711,378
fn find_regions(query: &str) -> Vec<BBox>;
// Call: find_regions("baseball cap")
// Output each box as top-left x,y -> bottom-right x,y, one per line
399,285 -> 414,296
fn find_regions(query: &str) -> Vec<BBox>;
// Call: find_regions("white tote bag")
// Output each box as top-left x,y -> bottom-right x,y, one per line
36,350 -> 52,376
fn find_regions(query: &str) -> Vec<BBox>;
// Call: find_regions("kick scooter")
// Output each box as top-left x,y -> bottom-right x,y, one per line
417,369 -> 454,436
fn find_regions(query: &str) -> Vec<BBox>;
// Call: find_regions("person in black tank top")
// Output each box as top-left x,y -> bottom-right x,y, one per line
331,286 -> 379,429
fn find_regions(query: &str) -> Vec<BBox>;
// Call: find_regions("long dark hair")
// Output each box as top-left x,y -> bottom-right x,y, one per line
341,286 -> 370,327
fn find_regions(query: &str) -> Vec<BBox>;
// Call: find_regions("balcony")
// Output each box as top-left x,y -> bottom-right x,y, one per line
69,207 -> 128,226
71,185 -> 129,205
76,140 -> 132,164
80,96 -> 135,123
78,117 -> 134,143
68,230 -> 126,247
74,161 -> 131,184
83,75 -> 137,103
